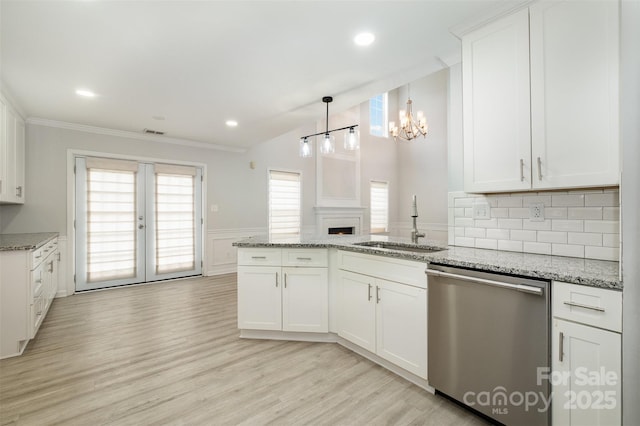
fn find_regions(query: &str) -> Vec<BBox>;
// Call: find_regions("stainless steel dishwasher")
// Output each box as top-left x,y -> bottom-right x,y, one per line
427,264 -> 550,426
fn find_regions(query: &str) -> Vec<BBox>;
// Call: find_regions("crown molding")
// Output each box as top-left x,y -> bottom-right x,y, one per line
26,117 -> 248,153
0,84 -> 27,120
449,0 -> 534,39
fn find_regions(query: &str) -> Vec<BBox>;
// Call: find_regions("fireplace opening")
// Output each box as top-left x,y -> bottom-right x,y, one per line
328,226 -> 355,235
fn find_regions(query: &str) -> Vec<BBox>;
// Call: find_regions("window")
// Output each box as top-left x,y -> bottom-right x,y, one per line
369,93 -> 388,137
370,181 -> 389,233
269,170 -> 301,235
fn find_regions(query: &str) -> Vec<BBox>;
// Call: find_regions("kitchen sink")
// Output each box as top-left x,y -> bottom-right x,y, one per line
353,241 -> 445,253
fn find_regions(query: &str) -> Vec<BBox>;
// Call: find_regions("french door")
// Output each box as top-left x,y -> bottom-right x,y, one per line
75,157 -> 203,291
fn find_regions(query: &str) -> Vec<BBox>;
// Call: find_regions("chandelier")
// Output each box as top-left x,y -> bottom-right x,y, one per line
389,85 -> 428,141
299,96 -> 360,158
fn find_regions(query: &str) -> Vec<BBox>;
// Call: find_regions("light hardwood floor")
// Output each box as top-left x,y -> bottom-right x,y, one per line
0,274 -> 488,425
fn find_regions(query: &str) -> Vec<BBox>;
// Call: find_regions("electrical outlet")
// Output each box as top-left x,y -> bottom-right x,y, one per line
529,203 -> 545,222
473,201 -> 491,220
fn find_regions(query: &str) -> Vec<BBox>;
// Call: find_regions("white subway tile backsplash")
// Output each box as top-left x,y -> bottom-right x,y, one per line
448,188 -> 620,261
552,220 -> 584,232
552,244 -> 585,258
585,246 -> 619,261
455,217 -> 474,227
523,241 -> 552,255
537,231 -> 568,244
497,218 -> 523,229
552,194 -> 585,207
510,230 -> 537,242
498,240 -> 523,252
568,232 -> 602,246
545,207 -> 568,219
475,238 -> 498,250
465,227 -> 486,238
603,234 -> 620,248
568,207 -> 603,220
491,207 -> 509,218
497,197 -> 523,208
448,227 -> 455,245
455,197 -> 475,208
584,220 -> 619,234
509,208 -> 529,218
455,236 -> 475,247
523,220 -> 552,231
486,229 -> 510,240
603,207 -> 620,221
585,192 -> 619,207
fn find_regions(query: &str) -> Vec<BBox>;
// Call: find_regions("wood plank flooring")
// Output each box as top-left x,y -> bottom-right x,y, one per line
0,274 -> 488,425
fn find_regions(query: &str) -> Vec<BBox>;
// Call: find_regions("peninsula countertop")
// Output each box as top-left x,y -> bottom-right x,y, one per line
234,234 -> 621,290
0,233 -> 59,251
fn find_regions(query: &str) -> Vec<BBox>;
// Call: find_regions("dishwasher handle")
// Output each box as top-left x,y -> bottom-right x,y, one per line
426,269 -> 544,296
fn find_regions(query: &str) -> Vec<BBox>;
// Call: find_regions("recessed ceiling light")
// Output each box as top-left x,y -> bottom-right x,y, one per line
75,89 -> 96,98
354,32 -> 375,46
226,120 -> 238,127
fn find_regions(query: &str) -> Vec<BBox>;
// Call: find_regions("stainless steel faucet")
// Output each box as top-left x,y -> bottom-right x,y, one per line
411,195 -> 425,244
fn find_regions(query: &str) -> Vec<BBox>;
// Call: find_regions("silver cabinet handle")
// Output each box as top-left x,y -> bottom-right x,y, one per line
559,331 -> 564,362
563,301 -> 605,312
57,252 -> 61,262
284,273 -> 287,288
520,159 -> 525,182
35,254 -> 42,259
376,286 -> 380,304
367,284 -> 372,301
296,257 -> 312,260
426,269 -> 544,296
537,157 -> 543,181
48,261 -> 54,273
16,186 -> 22,197
251,256 -> 267,259
275,272 -> 278,287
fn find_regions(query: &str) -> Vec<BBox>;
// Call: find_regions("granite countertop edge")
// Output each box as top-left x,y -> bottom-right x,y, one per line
234,235 -> 622,290
0,232 -> 60,251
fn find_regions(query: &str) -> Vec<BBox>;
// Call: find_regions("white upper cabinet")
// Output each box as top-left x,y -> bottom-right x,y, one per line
463,1 -> 620,193
463,8 -> 532,192
530,0 -> 619,189
0,94 -> 26,204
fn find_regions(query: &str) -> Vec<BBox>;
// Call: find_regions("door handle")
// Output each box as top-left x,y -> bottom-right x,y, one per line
138,224 -> 145,229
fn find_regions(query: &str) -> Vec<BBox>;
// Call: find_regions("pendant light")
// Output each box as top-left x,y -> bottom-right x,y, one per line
298,96 -> 359,157
389,84 -> 428,141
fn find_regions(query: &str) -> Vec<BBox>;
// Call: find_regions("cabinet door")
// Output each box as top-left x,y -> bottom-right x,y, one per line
282,267 -> 328,333
530,0 -> 619,189
237,266 -> 282,331
375,279 -> 427,379
337,270 -> 376,353
462,8 -> 532,192
0,98 -> 6,200
552,319 -> 621,426
3,107 -> 16,203
14,118 -> 25,203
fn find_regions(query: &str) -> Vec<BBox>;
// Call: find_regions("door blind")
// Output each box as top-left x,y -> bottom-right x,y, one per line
86,166 -> 137,282
269,170 -> 301,235
155,168 -> 196,274
370,181 -> 389,233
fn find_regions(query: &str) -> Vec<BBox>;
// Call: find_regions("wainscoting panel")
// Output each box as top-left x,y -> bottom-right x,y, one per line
206,228 -> 264,276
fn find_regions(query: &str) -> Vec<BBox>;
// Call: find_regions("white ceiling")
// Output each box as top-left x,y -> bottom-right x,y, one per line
1,0 -> 512,150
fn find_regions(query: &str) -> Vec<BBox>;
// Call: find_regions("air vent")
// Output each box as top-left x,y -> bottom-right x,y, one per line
143,128 -> 165,135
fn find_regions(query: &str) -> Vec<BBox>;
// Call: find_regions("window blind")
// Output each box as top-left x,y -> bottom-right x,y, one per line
370,181 -> 389,233
86,165 -> 137,282
155,170 -> 196,274
269,170 -> 301,235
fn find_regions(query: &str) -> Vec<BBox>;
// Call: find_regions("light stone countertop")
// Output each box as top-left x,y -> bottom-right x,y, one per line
234,234 -> 621,290
0,232 -> 59,251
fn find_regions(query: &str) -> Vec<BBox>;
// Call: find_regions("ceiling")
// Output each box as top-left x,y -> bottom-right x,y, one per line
1,0 -> 512,150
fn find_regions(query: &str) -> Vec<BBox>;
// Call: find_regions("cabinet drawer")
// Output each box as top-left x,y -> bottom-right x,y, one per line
31,247 -> 45,269
553,281 -> 621,332
282,249 -> 328,267
237,248 -> 282,266
32,264 -> 44,298
338,250 -> 426,289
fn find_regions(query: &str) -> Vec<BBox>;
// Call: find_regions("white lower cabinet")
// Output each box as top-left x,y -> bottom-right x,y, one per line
337,252 -> 427,380
237,248 -> 328,333
552,281 -> 622,426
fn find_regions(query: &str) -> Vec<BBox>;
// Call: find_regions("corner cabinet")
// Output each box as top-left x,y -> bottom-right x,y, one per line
237,248 -> 328,333
337,251 -> 427,379
551,281 -> 622,426
0,237 -> 59,359
463,1 -> 619,193
0,95 -> 26,204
